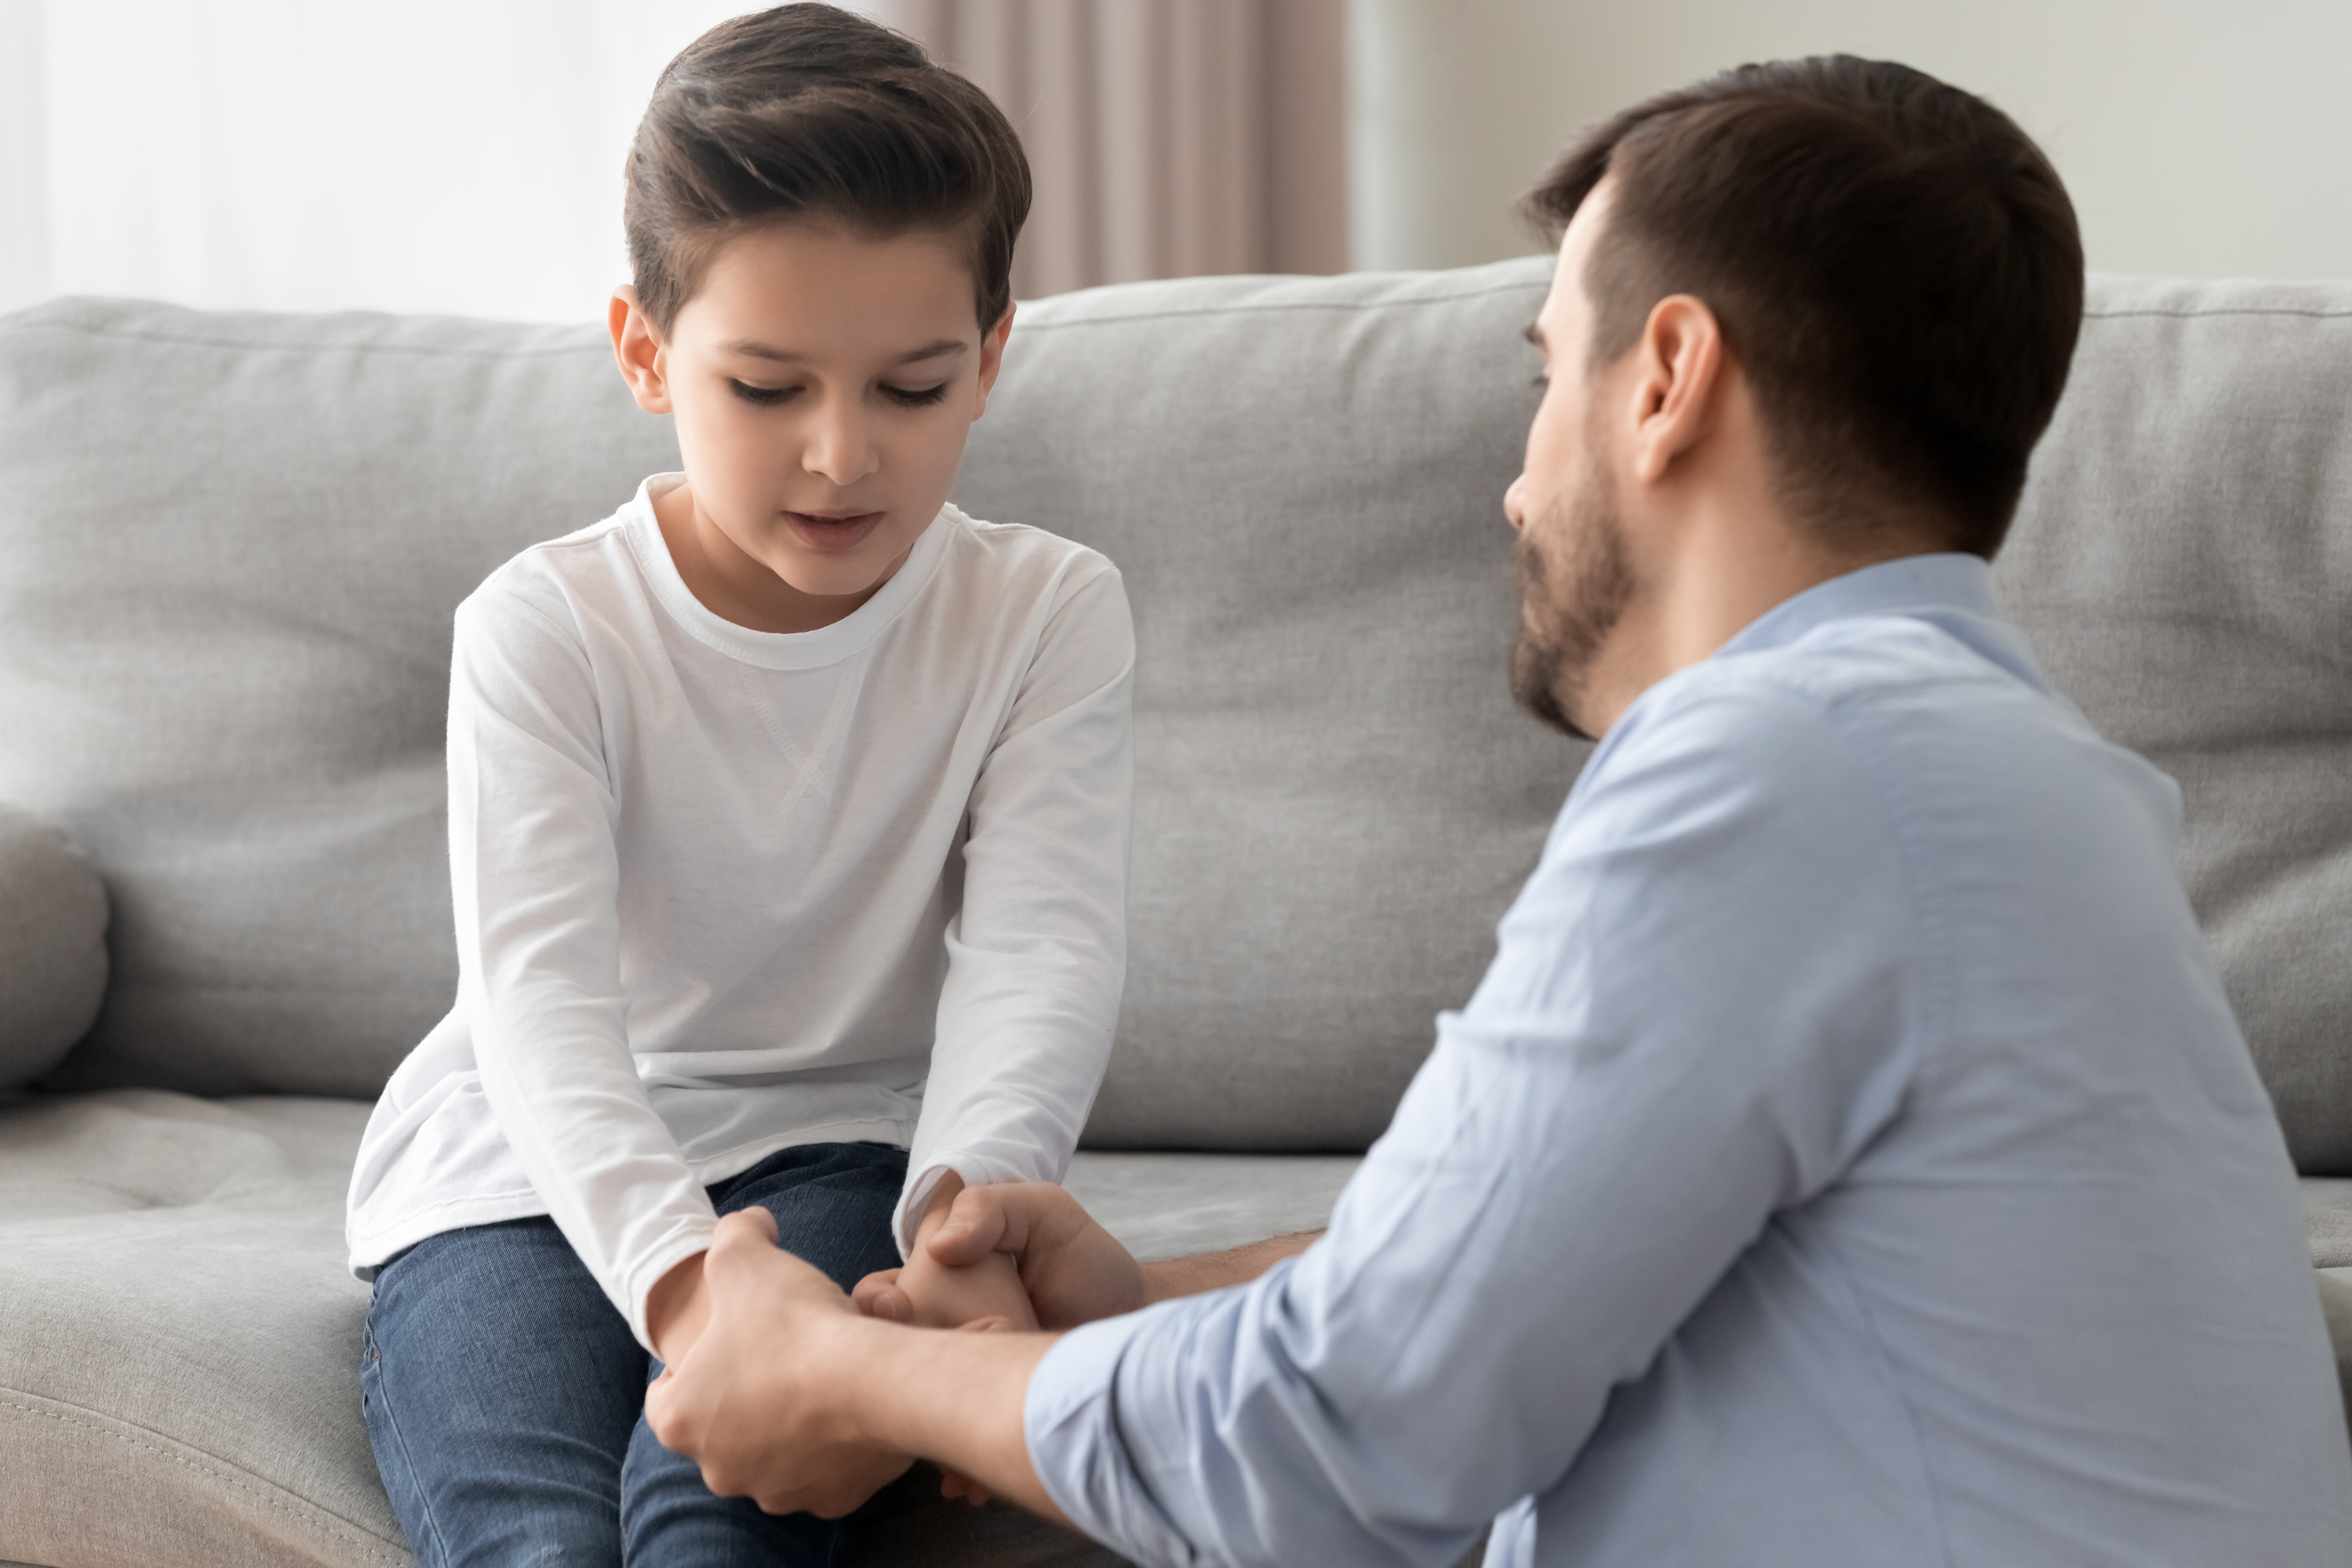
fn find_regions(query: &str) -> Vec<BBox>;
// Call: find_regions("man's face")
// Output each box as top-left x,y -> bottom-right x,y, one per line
1504,186 -> 1637,743
656,222 -> 1007,602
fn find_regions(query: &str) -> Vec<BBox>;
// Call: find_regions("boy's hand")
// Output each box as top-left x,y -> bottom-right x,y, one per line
646,1248 -> 712,1366
870,1175 -> 1042,1333
855,1180 -> 1146,1332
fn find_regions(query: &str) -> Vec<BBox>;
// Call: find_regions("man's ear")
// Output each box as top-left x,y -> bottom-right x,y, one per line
970,303 -> 1016,421
610,286 -> 674,415
1626,294 -> 1725,485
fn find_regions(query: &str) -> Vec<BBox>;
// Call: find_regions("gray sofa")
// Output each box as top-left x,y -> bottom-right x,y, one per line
1,258 -> 2347,1566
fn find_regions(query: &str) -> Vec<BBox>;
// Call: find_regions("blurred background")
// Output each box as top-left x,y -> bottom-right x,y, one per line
3,0 -> 2349,323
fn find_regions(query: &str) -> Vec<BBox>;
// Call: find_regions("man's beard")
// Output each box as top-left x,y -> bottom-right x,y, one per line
1509,458 -> 1634,744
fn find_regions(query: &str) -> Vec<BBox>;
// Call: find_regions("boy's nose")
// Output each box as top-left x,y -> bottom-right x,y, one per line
804,406 -> 877,486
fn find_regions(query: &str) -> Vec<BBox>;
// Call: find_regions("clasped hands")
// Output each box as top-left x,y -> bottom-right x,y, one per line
644,1176 -> 1144,1521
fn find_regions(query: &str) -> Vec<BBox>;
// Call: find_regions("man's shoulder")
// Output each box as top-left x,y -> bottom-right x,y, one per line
1581,606 -> 2135,854
1703,609 -> 2040,715
1634,610 -> 2077,765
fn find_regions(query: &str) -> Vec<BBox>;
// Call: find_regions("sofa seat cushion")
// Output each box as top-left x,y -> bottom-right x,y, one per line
0,1091 -> 400,1568
0,1090 -> 1361,1568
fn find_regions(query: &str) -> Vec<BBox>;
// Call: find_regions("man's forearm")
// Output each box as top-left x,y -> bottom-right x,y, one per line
831,1231 -> 1319,1521
1141,1230 -> 1322,1305
839,1316 -> 1071,1522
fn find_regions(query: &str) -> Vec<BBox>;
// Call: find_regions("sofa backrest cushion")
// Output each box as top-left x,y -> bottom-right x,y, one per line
3,269 -> 2347,1171
0,302 -> 680,1096
957,263 -> 1579,1146
1993,277 -> 2352,1173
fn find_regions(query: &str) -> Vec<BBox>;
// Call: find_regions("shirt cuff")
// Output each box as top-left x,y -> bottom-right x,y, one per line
894,1158 -> 972,1259
1023,1306 -> 1198,1565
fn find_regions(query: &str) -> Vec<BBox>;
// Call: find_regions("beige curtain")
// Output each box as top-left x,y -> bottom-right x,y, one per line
861,0 -> 1349,297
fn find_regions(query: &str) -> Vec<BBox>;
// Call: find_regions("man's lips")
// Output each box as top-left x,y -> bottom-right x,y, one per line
783,509 -> 886,553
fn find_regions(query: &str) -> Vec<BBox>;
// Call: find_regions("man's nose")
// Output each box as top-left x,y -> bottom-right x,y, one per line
1503,475 -> 1528,533
804,399 -> 877,487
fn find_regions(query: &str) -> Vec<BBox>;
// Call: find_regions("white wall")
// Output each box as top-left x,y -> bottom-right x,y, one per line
0,0 -> 750,321
1351,0 -> 2352,280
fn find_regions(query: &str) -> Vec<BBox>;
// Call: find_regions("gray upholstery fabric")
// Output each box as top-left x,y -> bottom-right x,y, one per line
0,302 -> 680,1098
0,1092 -> 399,1568
0,1089 -> 1359,1568
3,273 -> 2346,1158
960,262 -> 1581,1147
0,805 -> 106,1088
0,270 -> 1588,1147
2321,1269 -> 2352,1433
1064,1151 -> 1360,1259
1992,277 -> 2352,1174
2306,1179 -> 2352,1268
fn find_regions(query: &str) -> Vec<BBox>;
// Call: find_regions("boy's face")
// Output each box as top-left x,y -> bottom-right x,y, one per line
611,222 -> 1009,627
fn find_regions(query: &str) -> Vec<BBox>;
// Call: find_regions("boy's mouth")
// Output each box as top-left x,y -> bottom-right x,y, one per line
784,509 -> 886,553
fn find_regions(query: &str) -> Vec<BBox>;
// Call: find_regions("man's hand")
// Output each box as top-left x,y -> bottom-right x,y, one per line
853,1181 -> 1147,1331
651,1206 -> 1067,1523
888,1175 -> 1042,1332
646,1208 -> 916,1518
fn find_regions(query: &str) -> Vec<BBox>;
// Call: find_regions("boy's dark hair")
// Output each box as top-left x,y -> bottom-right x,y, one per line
1524,56 -> 2083,560
626,4 -> 1031,335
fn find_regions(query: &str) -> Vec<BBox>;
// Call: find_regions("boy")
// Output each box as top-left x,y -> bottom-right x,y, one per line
343,6 -> 1131,1561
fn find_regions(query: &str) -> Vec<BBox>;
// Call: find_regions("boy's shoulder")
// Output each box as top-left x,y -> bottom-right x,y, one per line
458,493 -> 651,635
936,504 -> 1119,600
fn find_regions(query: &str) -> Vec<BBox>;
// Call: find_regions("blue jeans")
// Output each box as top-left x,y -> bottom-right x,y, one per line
361,1141 -> 910,1567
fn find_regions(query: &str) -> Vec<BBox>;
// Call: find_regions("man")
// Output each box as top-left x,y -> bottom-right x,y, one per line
647,56 -> 2352,1565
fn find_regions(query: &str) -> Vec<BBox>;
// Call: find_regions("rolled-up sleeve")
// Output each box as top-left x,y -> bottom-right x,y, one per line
1024,678 -> 1919,1567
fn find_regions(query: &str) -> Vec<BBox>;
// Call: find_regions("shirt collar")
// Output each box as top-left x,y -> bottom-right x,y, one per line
1715,550 -> 2053,697
1718,552 -> 2000,659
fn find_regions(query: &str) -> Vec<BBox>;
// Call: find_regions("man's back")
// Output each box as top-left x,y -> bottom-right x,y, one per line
1503,556 -> 2346,1563
1027,554 -> 2352,1567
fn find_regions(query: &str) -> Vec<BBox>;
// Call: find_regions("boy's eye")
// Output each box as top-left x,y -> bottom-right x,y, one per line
883,383 -> 951,408
729,380 -> 796,406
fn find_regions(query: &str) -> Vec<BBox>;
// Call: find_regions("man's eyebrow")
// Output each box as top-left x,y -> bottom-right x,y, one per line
720,338 -> 970,365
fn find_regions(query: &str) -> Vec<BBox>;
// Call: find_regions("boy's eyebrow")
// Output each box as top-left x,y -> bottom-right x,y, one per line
721,338 -> 970,365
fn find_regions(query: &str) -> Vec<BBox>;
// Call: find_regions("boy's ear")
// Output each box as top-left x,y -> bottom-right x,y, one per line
970,303 -> 1015,420
610,286 -> 674,415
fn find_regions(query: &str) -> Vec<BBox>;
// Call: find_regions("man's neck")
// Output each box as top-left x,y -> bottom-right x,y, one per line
1580,496 -> 1949,737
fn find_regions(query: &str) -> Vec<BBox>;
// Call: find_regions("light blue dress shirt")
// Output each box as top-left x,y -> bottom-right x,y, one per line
1024,555 -> 2352,1566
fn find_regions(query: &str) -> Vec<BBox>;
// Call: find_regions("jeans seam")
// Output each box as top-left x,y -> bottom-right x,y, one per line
364,1317 -> 458,1568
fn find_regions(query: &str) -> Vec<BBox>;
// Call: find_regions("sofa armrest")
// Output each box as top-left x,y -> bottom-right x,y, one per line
0,803 -> 108,1088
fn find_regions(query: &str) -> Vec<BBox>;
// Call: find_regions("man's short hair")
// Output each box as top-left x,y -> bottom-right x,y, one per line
625,3 -> 1032,334
1524,56 -> 2084,559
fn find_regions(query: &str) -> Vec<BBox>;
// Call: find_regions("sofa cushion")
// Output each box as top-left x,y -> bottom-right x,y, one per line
0,1088 -> 1360,1568
0,302 -> 681,1098
0,270 -> 1586,1147
957,260 -> 1578,1147
0,1091 -> 401,1568
5,270 -> 2347,1167
1992,278 -> 2352,1173
0,805 -> 106,1089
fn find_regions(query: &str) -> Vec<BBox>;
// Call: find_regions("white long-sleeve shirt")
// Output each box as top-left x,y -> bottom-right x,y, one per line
346,475 -> 1133,1349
